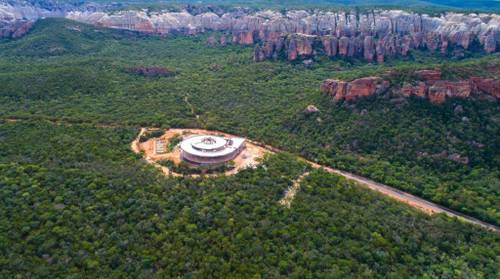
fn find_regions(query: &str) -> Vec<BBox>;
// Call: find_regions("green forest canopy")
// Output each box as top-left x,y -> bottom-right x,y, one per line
0,121 -> 498,277
0,16 -> 499,277
0,18 -> 498,225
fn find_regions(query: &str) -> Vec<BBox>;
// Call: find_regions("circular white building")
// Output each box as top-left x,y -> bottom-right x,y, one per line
179,135 -> 246,165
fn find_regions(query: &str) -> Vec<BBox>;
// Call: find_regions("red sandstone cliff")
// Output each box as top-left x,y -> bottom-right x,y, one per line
321,70 -> 500,104
321,77 -> 389,101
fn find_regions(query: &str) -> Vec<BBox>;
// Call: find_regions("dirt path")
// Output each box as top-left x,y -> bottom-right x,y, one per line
279,172 -> 310,208
131,128 -> 182,177
2,116 -> 133,129
183,95 -> 201,122
3,118 -> 498,233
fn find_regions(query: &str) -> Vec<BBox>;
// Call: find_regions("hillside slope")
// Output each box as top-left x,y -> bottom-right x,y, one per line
0,122 -> 499,277
0,18 -> 498,225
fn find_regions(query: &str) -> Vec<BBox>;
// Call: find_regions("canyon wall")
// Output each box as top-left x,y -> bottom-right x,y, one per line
0,1 -> 62,38
1,1 -> 499,62
66,9 -> 500,62
321,70 -> 500,104
0,0 -> 116,38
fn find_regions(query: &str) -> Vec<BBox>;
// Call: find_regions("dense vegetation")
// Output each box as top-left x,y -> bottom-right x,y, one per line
0,121 -> 499,277
139,130 -> 165,143
158,159 -> 235,175
1,18 -> 498,225
0,16 -> 499,276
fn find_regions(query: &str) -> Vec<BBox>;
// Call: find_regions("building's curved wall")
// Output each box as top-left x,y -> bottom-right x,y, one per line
181,143 -> 245,165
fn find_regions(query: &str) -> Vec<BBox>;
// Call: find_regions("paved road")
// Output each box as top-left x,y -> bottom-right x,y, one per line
316,165 -> 500,233
3,118 -> 499,233
247,139 -> 500,233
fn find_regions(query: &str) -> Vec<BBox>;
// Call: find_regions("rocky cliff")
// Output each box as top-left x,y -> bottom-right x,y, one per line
2,2 -> 500,62
66,9 -> 500,62
0,1 -> 62,38
321,77 -> 390,101
321,70 -> 500,104
0,0 -> 117,38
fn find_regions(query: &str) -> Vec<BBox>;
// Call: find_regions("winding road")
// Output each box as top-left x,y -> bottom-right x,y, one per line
245,139 -> 500,233
2,117 -> 499,233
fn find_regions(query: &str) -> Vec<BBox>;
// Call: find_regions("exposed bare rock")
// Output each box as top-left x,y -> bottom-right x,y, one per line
321,77 -> 389,101
428,85 -> 447,104
439,80 -> 472,98
2,3 -> 499,63
304,105 -> 320,114
287,37 -> 298,61
426,80 -> 472,103
454,105 -> 464,114
425,32 -> 441,52
320,79 -> 348,101
363,36 -> 375,61
321,36 -> 337,57
286,34 -> 314,60
232,31 -> 254,45
400,35 -> 412,56
400,82 -> 427,98
471,77 -> 500,98
376,41 -> 385,63
303,59 -> 314,66
324,70 -> 499,104
400,83 -> 414,97
338,36 -> 349,56
2,19 -> 33,38
220,35 -> 227,46
402,79 -> 472,104
415,69 -> 442,82
0,1 -> 61,38
484,34 -> 496,53
206,35 -> 216,46
259,41 -> 272,59
346,77 -> 389,101
448,153 -> 469,164
253,45 -> 266,62
239,31 -> 254,45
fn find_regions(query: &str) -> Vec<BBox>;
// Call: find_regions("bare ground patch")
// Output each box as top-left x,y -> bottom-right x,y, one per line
131,128 -> 270,178
279,172 -> 310,208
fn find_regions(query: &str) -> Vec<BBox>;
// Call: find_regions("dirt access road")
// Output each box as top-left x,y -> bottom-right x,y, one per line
131,128 -> 269,177
2,118 -> 497,233
130,127 -> 499,233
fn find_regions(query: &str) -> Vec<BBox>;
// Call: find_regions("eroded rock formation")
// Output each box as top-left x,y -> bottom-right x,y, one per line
0,0 -> 119,38
321,70 -> 500,104
304,104 -> 320,114
0,1 -> 59,38
66,9 -> 500,62
470,77 -> 500,98
2,2 -> 500,63
321,77 -> 389,101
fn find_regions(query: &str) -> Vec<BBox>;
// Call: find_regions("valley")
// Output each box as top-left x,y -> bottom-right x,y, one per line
0,1 -> 499,277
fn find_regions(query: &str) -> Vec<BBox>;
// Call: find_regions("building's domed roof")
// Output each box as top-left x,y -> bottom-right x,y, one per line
190,136 -> 227,152
180,135 -> 245,158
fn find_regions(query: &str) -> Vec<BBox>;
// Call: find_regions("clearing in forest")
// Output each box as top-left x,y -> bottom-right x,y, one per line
279,172 -> 311,208
130,127 -> 499,232
131,128 -> 270,177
